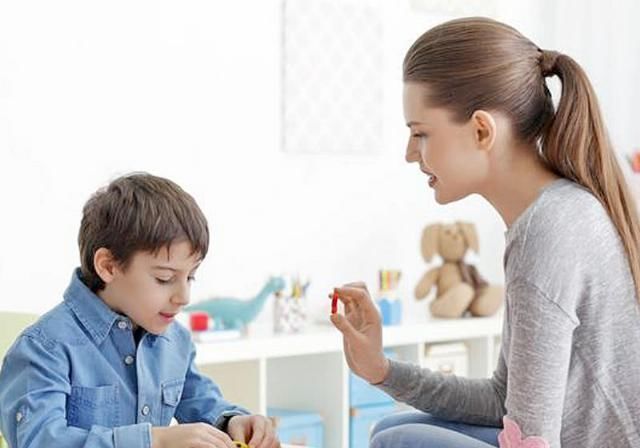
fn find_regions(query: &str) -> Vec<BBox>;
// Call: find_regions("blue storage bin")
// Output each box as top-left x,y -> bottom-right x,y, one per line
349,349 -> 396,407
349,372 -> 394,407
350,403 -> 398,448
268,408 -> 324,448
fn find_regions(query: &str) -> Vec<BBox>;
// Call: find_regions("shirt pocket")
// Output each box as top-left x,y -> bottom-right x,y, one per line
160,378 -> 185,426
67,384 -> 119,430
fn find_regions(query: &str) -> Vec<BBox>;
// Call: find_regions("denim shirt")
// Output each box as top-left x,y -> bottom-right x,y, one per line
0,269 -> 248,448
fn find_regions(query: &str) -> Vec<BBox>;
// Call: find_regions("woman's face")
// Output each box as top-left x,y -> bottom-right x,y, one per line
403,82 -> 490,204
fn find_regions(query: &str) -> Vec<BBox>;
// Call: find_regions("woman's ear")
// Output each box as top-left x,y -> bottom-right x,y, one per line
470,110 -> 497,152
94,248 -> 118,284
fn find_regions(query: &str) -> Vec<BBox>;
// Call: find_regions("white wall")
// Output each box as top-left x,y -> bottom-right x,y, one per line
1,1 -> 637,325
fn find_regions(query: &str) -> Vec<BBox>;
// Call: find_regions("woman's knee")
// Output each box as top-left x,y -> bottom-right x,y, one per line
371,425 -> 432,448
370,426 -> 401,448
370,411 -> 439,439
370,423 -> 496,448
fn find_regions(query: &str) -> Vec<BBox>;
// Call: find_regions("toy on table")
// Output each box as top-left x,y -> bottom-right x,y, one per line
273,276 -> 310,333
186,276 -> 285,330
233,442 -> 304,448
415,222 -> 503,318
376,269 -> 403,326
189,312 -> 209,331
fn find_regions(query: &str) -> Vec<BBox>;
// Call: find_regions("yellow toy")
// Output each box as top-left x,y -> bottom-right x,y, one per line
233,442 -> 250,448
415,222 -> 504,318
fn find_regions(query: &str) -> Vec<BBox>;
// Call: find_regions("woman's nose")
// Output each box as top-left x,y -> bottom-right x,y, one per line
405,141 -> 420,163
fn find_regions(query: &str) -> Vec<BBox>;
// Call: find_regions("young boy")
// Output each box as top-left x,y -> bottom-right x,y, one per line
0,173 -> 280,448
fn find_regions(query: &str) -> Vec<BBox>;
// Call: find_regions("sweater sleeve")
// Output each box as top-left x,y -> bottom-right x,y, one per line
375,344 -> 508,427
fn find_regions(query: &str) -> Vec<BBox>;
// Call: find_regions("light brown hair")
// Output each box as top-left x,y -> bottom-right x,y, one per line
78,172 -> 209,291
404,17 -> 640,301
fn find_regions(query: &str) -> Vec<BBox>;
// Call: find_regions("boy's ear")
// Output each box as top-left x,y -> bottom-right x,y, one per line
94,248 -> 118,284
470,110 -> 497,152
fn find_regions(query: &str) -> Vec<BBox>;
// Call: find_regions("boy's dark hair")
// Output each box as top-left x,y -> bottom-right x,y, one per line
78,172 -> 209,292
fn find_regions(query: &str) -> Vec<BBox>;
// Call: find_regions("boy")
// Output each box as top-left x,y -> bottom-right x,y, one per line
0,173 -> 280,448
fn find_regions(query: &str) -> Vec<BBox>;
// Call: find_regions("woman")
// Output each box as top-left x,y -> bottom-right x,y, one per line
330,17 -> 640,448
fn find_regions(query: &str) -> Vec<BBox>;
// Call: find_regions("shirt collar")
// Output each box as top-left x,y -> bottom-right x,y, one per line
64,268 -> 170,345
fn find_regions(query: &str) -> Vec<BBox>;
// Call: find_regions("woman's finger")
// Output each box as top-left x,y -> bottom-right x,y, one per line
330,312 -> 361,339
335,286 -> 379,319
329,290 -> 357,307
334,286 -> 371,305
343,281 -> 368,291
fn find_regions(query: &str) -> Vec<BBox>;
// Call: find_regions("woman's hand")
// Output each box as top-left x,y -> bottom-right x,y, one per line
329,282 -> 390,384
151,423 -> 235,448
227,414 -> 280,448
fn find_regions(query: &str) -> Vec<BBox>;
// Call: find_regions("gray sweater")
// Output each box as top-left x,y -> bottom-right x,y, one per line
378,179 -> 640,447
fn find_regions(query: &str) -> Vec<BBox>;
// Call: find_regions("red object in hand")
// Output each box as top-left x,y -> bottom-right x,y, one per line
331,291 -> 339,314
190,312 -> 209,332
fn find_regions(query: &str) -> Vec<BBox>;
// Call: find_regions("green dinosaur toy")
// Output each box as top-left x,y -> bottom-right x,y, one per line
185,276 -> 285,330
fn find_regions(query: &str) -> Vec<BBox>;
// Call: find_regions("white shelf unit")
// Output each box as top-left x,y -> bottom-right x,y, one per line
195,314 -> 503,448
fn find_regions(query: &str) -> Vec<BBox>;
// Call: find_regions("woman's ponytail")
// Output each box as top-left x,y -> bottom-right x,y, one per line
540,49 -> 640,301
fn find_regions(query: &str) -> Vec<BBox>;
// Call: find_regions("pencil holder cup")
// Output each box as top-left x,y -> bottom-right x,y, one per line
274,295 -> 307,333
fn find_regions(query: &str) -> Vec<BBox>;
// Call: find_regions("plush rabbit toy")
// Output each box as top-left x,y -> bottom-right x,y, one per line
415,222 -> 504,318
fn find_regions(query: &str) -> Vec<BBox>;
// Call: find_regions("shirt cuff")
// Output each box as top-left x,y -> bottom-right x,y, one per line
114,423 -> 152,448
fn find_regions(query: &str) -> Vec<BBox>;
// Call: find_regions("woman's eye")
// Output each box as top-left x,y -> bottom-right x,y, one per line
155,278 -> 171,285
412,133 -> 427,139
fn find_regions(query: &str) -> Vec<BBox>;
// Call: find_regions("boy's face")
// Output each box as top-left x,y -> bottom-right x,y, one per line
97,240 -> 201,335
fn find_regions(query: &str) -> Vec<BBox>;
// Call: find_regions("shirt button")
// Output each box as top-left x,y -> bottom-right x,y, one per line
117,320 -> 128,330
16,411 -> 23,423
124,355 -> 135,365
141,405 -> 150,416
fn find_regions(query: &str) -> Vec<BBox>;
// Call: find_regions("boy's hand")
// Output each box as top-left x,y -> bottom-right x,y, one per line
330,282 -> 390,384
227,414 -> 280,448
151,423 -> 236,448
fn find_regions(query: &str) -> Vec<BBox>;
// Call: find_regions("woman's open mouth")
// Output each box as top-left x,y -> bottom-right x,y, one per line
421,168 -> 438,188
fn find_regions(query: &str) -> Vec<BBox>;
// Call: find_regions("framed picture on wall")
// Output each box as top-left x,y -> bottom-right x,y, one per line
282,0 -> 384,155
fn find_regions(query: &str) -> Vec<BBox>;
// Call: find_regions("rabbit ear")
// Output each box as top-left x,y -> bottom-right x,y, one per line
457,221 -> 479,253
421,224 -> 441,262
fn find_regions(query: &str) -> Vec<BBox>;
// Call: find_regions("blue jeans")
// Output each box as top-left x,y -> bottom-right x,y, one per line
370,411 -> 501,448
